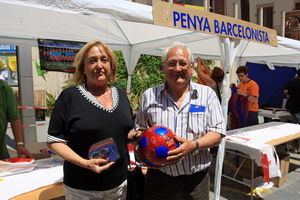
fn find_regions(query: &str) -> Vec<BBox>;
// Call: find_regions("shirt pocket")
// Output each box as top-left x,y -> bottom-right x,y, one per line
187,112 -> 205,139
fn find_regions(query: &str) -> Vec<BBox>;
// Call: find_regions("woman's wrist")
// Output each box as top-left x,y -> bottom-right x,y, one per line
133,131 -> 143,142
133,132 -> 139,140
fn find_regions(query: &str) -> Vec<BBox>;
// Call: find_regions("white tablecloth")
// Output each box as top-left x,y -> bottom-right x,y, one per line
258,109 -> 291,119
226,122 -> 300,178
0,158 -> 63,200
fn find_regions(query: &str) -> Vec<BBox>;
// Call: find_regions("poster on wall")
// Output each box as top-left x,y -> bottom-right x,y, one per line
38,39 -> 85,73
0,45 -> 18,86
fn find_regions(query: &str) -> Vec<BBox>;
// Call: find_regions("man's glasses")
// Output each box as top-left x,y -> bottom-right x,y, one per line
165,61 -> 192,69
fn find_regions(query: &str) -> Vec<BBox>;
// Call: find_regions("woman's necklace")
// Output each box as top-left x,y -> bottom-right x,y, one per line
102,93 -> 109,99
102,88 -> 111,99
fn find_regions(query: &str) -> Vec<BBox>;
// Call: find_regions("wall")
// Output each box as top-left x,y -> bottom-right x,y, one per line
226,0 -> 295,35
32,47 -> 73,101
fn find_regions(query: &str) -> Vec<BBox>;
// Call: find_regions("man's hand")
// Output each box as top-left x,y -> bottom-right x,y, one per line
230,83 -> 235,89
134,144 -> 160,169
166,136 -> 196,164
16,145 -> 33,158
236,89 -> 247,97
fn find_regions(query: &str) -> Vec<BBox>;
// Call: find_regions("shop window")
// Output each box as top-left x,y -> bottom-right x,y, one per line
257,6 -> 273,29
296,3 -> 300,10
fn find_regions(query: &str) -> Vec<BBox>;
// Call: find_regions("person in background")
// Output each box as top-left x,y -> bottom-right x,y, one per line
135,42 -> 224,200
196,57 -> 225,103
0,80 -> 33,159
196,57 -> 224,156
235,65 -> 260,126
47,41 -> 137,200
284,69 -> 300,153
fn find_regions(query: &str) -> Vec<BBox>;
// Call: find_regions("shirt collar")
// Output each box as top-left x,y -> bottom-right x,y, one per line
158,81 -> 198,98
189,81 -> 199,99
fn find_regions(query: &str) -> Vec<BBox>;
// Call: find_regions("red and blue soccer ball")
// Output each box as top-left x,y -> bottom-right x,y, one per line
138,125 -> 179,167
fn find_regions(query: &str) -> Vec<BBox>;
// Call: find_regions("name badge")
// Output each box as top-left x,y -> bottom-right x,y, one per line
190,104 -> 205,113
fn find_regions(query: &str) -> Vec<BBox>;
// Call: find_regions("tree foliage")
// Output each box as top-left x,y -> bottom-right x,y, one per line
112,52 -> 216,111
113,51 -> 164,111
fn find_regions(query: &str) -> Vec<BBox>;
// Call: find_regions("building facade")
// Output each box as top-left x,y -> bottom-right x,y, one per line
226,0 -> 300,39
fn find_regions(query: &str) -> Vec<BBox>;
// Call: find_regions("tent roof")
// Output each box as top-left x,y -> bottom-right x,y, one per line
0,0 -> 300,68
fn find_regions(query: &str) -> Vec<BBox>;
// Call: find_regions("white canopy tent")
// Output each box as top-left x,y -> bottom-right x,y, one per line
1,0 -> 300,71
1,0 -> 300,199
1,0 -> 300,70
2,0 -> 300,95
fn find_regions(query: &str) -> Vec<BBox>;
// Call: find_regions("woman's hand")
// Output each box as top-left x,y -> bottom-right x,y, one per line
47,142 -> 114,174
128,128 -> 145,142
84,158 -> 115,174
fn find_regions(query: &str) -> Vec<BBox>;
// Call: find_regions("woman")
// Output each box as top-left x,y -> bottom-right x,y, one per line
196,57 -> 224,103
47,41 -> 137,200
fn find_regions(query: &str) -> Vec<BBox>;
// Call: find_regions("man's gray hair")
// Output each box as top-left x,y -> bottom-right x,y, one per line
162,42 -> 194,63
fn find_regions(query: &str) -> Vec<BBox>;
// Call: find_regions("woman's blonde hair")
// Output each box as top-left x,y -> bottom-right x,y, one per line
73,41 -> 117,85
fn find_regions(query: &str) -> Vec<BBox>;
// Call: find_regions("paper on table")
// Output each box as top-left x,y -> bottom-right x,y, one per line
0,158 -> 37,177
227,122 -> 300,149
226,122 -> 300,178
0,165 -> 63,200
226,135 -> 250,143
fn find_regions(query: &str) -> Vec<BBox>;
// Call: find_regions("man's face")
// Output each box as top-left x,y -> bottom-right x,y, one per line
237,72 -> 248,83
162,46 -> 193,87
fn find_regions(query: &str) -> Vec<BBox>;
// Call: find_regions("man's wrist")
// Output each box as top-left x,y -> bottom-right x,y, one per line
16,142 -> 25,146
193,139 -> 200,150
245,93 -> 250,98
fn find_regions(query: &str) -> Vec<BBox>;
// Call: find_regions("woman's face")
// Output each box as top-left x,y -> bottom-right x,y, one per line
84,45 -> 111,87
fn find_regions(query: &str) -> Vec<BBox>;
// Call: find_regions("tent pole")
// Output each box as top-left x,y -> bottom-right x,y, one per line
214,37 -> 240,200
126,74 -> 132,99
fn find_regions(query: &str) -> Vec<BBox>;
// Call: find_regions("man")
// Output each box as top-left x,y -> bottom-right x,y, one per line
135,42 -> 224,200
235,66 -> 260,126
284,69 -> 300,152
284,69 -> 300,124
0,80 -> 32,159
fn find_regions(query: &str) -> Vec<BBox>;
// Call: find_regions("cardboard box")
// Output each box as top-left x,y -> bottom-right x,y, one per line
237,152 -> 290,187
270,153 -> 290,187
237,157 -> 263,179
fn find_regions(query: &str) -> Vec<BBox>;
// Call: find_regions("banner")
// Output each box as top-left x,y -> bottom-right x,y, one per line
38,39 -> 85,73
0,45 -> 16,53
153,0 -> 278,47
0,46 -> 18,85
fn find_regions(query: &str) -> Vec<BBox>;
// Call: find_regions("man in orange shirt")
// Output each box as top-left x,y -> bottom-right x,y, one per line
236,66 -> 260,126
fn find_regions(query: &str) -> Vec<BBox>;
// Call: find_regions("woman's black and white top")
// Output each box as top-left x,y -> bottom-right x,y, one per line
47,84 -> 133,191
